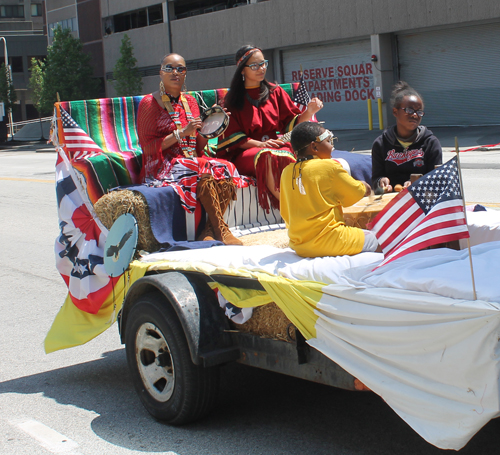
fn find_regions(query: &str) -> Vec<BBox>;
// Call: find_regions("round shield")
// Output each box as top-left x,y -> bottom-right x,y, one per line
104,213 -> 138,277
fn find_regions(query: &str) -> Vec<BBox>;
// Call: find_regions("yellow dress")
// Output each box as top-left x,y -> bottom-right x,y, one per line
280,158 -> 366,257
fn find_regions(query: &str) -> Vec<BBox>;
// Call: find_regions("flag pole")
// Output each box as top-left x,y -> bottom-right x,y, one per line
455,137 -> 477,300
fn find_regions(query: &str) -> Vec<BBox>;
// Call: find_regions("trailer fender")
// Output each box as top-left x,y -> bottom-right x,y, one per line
119,271 -> 239,367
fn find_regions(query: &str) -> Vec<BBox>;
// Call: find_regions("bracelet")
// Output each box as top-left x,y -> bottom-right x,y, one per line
173,129 -> 182,144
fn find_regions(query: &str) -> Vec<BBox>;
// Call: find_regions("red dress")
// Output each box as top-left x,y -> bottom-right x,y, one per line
137,93 -> 245,213
216,85 -> 301,211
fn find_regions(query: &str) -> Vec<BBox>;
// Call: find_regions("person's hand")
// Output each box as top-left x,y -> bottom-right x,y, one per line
403,180 -> 411,188
261,139 -> 285,149
181,117 -> 203,136
361,181 -> 372,197
378,177 -> 393,193
306,97 -> 323,115
213,104 -> 231,117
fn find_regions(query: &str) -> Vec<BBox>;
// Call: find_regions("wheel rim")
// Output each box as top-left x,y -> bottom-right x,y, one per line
135,322 -> 175,402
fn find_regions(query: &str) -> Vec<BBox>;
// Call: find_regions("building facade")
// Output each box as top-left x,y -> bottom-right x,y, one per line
0,0 -> 46,121
47,0 -> 500,130
45,0 -> 105,95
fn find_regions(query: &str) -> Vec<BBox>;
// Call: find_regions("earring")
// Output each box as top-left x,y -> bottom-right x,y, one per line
182,75 -> 187,93
159,80 -> 166,95
242,74 -> 245,82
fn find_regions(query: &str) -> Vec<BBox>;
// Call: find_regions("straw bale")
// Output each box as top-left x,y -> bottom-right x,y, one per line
239,229 -> 289,248
94,190 -> 159,253
234,302 -> 296,342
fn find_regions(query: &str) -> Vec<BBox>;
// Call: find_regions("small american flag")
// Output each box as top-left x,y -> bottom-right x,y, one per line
293,71 -> 317,121
369,156 -> 470,268
61,107 -> 103,157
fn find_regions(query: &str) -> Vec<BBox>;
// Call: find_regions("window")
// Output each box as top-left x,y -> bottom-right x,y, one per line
31,3 -> 42,17
106,4 -> 163,34
49,18 -> 78,37
148,4 -> 163,25
0,5 -> 24,18
9,56 -> 23,73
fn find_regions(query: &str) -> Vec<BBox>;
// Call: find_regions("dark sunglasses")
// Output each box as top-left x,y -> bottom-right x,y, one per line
161,65 -> 187,74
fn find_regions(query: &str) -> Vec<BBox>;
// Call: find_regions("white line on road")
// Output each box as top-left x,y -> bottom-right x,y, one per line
8,417 -> 84,454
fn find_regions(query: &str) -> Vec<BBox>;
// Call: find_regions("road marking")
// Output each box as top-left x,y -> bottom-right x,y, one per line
8,418 -> 83,454
0,177 -> 53,183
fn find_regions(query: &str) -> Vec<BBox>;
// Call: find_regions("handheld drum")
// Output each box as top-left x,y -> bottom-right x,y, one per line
198,105 -> 229,139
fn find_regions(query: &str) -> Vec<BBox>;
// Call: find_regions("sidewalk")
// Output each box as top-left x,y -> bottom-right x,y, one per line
0,125 -> 498,155
0,140 -> 55,153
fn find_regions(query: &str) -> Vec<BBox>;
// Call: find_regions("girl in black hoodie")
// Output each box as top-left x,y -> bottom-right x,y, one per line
371,81 -> 442,193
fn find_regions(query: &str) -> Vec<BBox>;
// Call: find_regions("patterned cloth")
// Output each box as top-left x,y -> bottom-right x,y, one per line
216,85 -> 302,211
137,93 -> 248,213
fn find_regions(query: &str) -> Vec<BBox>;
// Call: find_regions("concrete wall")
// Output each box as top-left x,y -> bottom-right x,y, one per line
101,0 -> 164,17
171,0 -> 500,61
103,22 -> 171,95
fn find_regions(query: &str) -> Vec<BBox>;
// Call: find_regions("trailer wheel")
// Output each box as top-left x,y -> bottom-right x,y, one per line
125,291 -> 220,424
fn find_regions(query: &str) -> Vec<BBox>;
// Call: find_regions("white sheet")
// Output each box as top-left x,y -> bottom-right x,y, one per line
141,241 -> 500,449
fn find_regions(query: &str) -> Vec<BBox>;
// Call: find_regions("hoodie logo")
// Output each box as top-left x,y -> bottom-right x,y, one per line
386,148 -> 424,166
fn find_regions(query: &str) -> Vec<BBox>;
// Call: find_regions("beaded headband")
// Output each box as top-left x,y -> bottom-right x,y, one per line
237,48 -> 261,67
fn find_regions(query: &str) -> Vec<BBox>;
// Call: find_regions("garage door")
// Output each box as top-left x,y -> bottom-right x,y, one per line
398,22 -> 500,127
282,40 -> 374,129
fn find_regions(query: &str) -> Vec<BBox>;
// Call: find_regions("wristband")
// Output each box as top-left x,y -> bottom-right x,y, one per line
173,129 -> 182,144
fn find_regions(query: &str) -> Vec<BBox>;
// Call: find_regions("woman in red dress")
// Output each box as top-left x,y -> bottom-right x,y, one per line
217,45 -> 323,212
137,53 -> 243,245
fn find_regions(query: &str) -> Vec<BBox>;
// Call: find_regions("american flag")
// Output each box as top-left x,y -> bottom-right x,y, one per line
293,71 -> 317,121
60,107 -> 104,158
369,156 -> 470,268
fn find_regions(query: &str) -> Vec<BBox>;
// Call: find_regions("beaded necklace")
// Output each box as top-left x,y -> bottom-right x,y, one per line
159,82 -> 196,158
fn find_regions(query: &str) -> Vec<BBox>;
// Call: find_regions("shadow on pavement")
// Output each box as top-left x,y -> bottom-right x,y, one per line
1,348 -> 499,454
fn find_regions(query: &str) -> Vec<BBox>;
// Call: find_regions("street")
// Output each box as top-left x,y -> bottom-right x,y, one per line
1,148 -> 500,455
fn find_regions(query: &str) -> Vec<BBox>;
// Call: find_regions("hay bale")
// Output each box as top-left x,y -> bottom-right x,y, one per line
94,190 -> 159,253
239,229 -> 289,248
234,302 -> 296,342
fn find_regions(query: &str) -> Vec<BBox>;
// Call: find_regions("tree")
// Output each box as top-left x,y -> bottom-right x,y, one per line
112,34 -> 143,96
0,63 -> 17,113
28,58 -> 46,137
40,26 -> 100,113
0,63 -> 16,141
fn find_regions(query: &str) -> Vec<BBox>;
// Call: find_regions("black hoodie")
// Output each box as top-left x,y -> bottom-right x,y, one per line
371,125 -> 442,188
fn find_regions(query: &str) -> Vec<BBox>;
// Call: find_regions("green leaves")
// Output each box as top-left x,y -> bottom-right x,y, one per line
112,34 -> 143,97
0,63 -> 17,112
39,26 -> 100,112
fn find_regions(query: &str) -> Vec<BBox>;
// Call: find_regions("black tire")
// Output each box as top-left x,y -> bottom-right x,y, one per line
125,291 -> 220,425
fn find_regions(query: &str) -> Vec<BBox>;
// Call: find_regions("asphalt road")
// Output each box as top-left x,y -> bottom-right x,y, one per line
1,149 -> 499,455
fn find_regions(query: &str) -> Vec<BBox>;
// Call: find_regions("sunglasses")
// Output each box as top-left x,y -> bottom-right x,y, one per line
399,107 -> 425,117
161,65 -> 187,74
244,60 -> 269,71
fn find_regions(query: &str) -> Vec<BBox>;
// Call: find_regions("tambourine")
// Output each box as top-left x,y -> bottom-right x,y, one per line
198,105 -> 229,139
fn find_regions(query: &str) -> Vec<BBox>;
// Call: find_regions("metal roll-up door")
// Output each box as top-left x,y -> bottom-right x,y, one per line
282,40 -> 374,129
398,22 -> 500,127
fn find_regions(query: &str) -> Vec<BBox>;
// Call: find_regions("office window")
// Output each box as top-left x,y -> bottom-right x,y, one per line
108,4 -> 163,34
0,5 -> 24,18
9,56 -> 23,73
49,18 -> 78,37
31,4 -> 42,17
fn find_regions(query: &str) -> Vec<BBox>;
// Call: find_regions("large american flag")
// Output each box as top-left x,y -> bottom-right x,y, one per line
369,156 -> 470,268
293,71 -> 317,121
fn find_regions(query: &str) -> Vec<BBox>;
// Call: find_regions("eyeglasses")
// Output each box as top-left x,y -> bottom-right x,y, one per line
161,65 -> 187,74
399,107 -> 425,117
316,130 -> 337,145
244,60 -> 269,71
